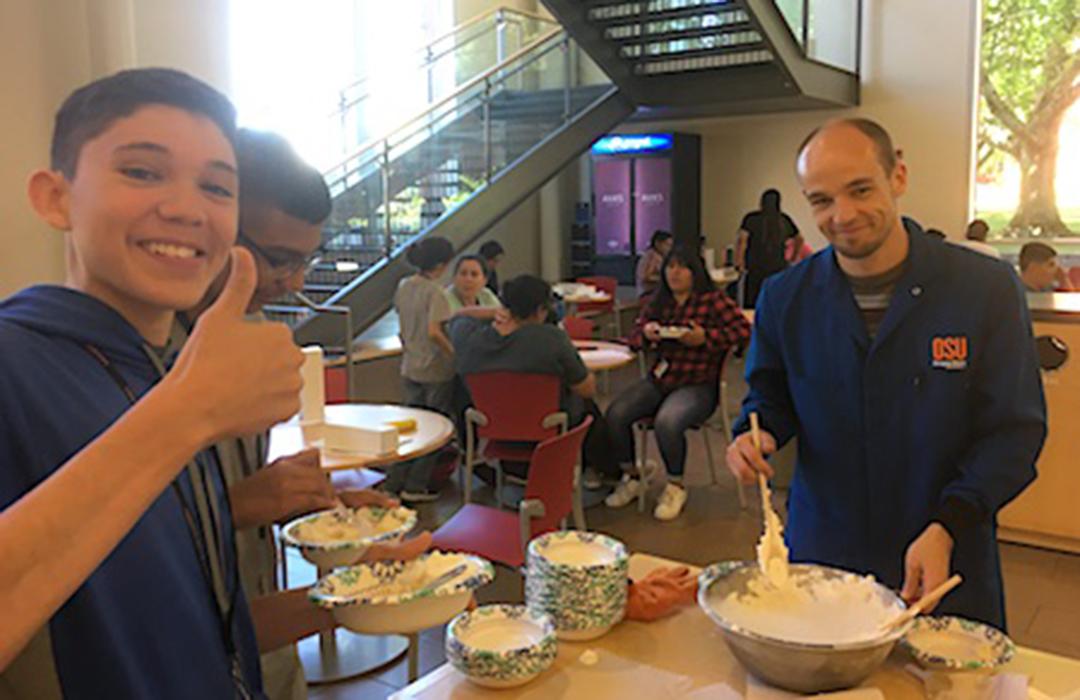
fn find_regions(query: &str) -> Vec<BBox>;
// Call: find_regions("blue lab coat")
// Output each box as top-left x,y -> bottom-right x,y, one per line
734,221 -> 1046,630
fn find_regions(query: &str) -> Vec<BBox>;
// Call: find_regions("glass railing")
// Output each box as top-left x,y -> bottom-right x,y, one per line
305,29 -> 613,303
771,0 -> 860,74
329,7 -> 558,161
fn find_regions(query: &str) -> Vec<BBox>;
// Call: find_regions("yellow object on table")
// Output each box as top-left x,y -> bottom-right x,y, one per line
386,418 -> 418,434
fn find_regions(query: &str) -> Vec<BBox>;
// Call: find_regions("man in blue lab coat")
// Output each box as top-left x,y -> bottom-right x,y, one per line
726,119 -> 1046,630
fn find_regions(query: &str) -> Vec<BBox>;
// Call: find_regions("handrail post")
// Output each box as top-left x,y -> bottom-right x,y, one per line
339,90 -> 349,155
381,140 -> 392,257
562,37 -> 572,122
425,46 -> 435,104
802,0 -> 810,50
482,79 -> 493,180
495,8 -> 507,64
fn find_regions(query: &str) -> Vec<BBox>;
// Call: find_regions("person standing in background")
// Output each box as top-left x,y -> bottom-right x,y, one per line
388,237 -> 457,502
735,189 -> 803,308
479,240 -> 505,295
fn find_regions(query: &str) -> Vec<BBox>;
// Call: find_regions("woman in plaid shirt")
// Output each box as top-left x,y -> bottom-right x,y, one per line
605,246 -> 751,520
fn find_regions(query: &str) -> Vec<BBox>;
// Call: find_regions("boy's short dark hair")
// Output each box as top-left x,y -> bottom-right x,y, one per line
501,275 -> 552,320
479,241 -> 505,260
237,128 -> 331,225
965,219 -> 990,241
51,68 -> 237,179
1019,242 -> 1058,270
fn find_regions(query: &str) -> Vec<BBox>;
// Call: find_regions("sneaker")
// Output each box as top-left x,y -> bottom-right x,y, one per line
582,467 -> 603,490
653,483 -> 688,521
605,475 -> 641,508
400,489 -> 440,504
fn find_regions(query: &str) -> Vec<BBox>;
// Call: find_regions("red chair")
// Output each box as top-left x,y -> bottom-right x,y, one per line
575,276 -> 621,337
462,372 -> 568,509
432,417 -> 592,568
1068,267 -> 1080,290
562,315 -> 595,340
324,366 -> 349,404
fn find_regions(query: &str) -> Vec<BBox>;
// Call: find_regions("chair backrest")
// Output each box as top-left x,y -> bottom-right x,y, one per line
1069,267 -> 1080,290
524,415 -> 592,536
575,276 -> 617,311
562,315 -> 595,340
464,371 -> 564,442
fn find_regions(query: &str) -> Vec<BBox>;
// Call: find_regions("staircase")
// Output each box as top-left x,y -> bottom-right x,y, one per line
277,2 -> 861,350
540,0 -> 860,120
276,24 -> 634,346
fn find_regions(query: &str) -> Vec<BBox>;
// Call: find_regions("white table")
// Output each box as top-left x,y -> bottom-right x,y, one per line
270,403 -> 454,683
391,553 -> 1080,698
572,339 -> 636,372
268,403 -> 455,472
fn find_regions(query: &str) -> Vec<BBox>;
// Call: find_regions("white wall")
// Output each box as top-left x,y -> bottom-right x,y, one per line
624,0 -> 981,254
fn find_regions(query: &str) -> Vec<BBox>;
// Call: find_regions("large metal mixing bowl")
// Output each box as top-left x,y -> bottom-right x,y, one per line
697,561 -> 912,694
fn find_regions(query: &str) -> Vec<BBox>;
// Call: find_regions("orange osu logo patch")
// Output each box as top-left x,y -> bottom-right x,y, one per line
931,336 -> 968,370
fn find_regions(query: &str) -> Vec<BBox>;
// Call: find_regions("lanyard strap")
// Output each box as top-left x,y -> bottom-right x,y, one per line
80,343 -> 252,700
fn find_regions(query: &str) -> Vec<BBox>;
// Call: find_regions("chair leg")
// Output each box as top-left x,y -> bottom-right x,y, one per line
636,424 -> 648,514
495,461 -> 504,510
572,462 -> 587,531
407,633 -> 420,682
464,424 -> 475,505
702,428 -> 717,486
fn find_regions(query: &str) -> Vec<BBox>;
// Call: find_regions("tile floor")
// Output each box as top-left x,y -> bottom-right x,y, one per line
300,361 -> 1080,699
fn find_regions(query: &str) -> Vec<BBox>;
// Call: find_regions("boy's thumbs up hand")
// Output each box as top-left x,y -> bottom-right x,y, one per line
167,247 -> 304,443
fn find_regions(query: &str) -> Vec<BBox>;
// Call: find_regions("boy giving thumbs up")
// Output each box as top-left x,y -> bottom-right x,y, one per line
0,69 -> 299,698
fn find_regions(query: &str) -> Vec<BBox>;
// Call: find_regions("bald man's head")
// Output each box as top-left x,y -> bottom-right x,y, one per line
797,118 -> 899,176
795,119 -> 909,269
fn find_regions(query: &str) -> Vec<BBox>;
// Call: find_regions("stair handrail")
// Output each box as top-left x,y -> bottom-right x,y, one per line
323,25 -> 566,186
331,6 -> 559,117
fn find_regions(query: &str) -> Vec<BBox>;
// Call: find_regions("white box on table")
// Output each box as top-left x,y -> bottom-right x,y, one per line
322,422 -> 398,455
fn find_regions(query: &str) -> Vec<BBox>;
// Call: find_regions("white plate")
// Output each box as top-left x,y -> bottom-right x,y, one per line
658,326 -> 688,339
447,605 -> 557,688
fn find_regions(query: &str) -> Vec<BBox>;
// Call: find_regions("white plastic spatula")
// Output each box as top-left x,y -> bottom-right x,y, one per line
751,413 -> 789,586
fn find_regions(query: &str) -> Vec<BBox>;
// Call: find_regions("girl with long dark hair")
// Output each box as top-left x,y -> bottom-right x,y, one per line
604,246 -> 751,520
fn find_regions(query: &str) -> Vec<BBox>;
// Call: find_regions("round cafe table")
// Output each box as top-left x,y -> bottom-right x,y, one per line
552,282 -> 612,314
572,339 -> 636,372
268,403 -> 455,684
267,403 -> 455,472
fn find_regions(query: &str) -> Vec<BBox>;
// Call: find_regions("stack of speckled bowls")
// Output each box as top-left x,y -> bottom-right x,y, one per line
525,531 -> 629,641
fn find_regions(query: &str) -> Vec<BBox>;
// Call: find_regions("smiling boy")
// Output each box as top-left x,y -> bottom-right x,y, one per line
0,69 -> 303,698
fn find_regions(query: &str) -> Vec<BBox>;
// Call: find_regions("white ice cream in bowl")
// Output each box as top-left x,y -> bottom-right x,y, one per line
282,505 -> 416,569
310,550 -> 495,635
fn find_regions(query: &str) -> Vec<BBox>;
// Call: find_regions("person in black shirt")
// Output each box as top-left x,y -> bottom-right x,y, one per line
735,189 -> 803,308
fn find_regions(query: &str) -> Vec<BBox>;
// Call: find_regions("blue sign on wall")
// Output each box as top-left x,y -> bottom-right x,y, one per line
591,133 -> 673,156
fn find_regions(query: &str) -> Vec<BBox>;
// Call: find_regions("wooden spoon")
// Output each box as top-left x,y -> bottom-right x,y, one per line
879,574 -> 963,632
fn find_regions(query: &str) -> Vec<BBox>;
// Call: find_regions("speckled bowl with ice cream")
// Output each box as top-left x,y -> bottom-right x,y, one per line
309,550 -> 494,635
446,604 -> 557,688
282,505 -> 416,569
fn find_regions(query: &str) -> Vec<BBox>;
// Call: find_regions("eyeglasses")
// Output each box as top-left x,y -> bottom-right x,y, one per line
237,230 -> 321,276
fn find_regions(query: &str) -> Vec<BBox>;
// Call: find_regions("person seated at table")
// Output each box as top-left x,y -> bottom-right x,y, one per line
1020,242 -> 1074,293
446,254 -> 501,318
636,230 -> 673,298
604,246 -> 752,520
182,127 -> 432,699
955,218 -> 1001,259
448,275 -> 620,484
386,236 -> 457,502
479,240 -> 505,294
